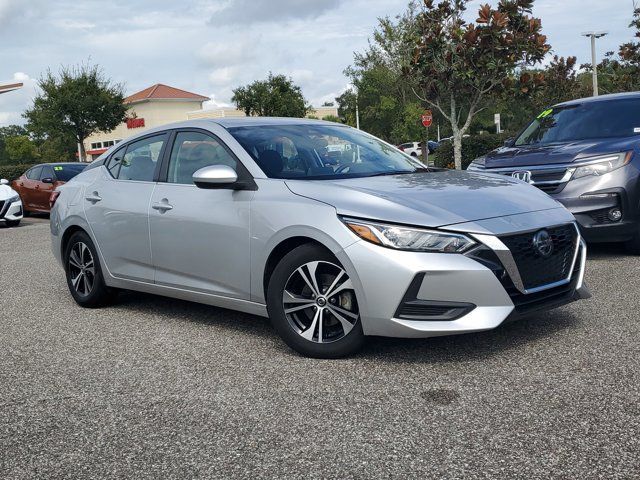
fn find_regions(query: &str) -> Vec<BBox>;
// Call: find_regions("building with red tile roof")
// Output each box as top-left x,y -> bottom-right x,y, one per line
83,83 -> 210,160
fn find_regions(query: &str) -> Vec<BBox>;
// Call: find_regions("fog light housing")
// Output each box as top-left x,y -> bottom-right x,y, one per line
608,208 -> 622,222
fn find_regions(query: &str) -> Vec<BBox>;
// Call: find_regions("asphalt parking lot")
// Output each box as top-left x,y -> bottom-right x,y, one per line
1,217 -> 639,479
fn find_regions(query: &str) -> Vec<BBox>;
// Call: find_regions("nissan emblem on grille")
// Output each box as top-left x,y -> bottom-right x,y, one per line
512,170 -> 533,184
533,230 -> 554,257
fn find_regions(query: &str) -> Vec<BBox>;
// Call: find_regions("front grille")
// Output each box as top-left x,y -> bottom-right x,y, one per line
491,167 -> 570,194
499,224 -> 578,291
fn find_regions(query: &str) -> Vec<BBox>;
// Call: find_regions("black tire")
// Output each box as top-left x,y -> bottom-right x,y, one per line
64,230 -> 117,308
267,244 -> 365,358
5,220 -> 20,227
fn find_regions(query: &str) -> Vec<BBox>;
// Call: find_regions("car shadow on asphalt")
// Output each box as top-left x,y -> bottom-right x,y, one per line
114,290 -> 581,363
361,310 -> 581,363
586,242 -> 633,260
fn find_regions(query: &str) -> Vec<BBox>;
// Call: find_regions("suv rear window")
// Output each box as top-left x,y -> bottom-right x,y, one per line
515,98 -> 640,146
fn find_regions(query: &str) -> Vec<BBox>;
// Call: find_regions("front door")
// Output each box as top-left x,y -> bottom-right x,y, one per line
35,165 -> 56,210
83,133 -> 167,282
149,130 -> 253,299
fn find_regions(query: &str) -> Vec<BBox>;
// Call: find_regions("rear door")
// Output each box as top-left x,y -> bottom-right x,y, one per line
149,129 -> 253,298
83,133 -> 168,282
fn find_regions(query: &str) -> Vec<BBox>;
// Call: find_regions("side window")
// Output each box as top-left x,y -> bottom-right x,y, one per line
26,166 -> 42,180
40,166 -> 55,181
110,134 -> 166,181
167,131 -> 237,185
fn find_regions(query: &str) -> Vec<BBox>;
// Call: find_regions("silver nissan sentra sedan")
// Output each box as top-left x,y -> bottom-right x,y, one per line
50,118 -> 590,358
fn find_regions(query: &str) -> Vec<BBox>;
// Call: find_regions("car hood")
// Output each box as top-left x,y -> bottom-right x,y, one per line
484,136 -> 639,168
0,184 -> 18,200
285,170 -> 562,228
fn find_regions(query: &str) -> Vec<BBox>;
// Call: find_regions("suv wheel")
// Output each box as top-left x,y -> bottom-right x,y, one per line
267,244 -> 365,358
64,231 -> 117,307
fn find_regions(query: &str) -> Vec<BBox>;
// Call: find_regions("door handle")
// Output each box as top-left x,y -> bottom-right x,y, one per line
85,192 -> 102,203
151,200 -> 173,212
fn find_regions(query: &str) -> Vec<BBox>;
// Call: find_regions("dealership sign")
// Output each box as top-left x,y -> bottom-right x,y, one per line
126,118 -> 145,129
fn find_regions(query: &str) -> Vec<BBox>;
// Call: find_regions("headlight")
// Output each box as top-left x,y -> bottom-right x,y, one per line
342,217 -> 476,253
8,195 -> 20,203
572,152 -> 632,180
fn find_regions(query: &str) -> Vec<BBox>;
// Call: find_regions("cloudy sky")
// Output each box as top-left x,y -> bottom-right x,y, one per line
0,0 -> 636,127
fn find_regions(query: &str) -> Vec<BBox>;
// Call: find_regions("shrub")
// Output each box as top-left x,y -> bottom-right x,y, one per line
0,164 -> 32,182
433,133 -> 509,169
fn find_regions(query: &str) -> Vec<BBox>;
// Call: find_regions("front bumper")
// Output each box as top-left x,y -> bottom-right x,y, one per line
340,225 -> 588,338
0,199 -> 23,223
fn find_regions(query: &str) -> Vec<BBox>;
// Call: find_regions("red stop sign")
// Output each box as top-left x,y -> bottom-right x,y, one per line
421,110 -> 433,127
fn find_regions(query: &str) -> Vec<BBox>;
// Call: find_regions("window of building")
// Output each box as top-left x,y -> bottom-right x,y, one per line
90,142 -> 102,149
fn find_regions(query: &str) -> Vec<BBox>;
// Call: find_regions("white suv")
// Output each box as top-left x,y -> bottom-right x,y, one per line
398,142 -> 422,157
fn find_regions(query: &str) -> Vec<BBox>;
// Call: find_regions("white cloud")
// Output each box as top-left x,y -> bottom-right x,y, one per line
0,0 -> 638,128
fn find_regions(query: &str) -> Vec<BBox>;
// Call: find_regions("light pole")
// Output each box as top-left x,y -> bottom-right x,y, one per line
581,31 -> 608,96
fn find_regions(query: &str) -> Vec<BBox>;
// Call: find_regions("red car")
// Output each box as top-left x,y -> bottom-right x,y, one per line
12,163 -> 86,214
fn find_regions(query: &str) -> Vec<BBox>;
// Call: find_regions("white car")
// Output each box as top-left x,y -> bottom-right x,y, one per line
398,142 -> 422,157
0,178 -> 23,227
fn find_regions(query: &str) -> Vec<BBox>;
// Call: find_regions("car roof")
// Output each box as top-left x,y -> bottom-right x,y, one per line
31,162 -> 85,167
555,91 -> 640,108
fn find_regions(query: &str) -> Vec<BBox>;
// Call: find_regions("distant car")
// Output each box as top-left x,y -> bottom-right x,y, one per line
12,163 -> 86,214
468,92 -> 640,253
0,178 -> 23,227
398,141 -> 438,157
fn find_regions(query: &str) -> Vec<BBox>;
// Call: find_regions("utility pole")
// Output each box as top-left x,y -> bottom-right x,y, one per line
355,93 -> 360,130
581,31 -> 608,96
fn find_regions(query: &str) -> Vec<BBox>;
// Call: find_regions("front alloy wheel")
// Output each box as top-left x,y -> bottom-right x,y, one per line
283,260 -> 359,344
267,244 -> 365,358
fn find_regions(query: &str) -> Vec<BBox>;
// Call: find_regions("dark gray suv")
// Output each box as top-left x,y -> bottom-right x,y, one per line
468,92 -> 640,252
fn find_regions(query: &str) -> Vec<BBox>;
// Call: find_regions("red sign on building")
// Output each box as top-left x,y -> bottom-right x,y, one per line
126,118 -> 145,129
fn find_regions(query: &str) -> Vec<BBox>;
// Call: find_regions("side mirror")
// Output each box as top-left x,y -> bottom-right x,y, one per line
193,165 -> 238,189
41,177 -> 54,184
503,138 -> 515,147
0,179 -> 8,185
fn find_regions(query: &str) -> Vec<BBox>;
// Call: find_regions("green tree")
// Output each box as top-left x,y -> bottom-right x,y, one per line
24,64 -> 127,161
0,125 -> 28,164
5,135 -> 38,163
411,0 -> 550,169
232,73 -> 311,117
321,114 -> 342,123
338,1 -> 427,144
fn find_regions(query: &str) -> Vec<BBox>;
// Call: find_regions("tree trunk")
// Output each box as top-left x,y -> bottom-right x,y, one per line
78,138 -> 86,162
452,133 -> 463,170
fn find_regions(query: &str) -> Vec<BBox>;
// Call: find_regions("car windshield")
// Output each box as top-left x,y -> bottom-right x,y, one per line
53,164 -> 86,181
228,124 -> 426,179
515,98 -> 640,147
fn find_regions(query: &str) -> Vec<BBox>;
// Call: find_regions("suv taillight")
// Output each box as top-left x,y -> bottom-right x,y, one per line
49,191 -> 60,209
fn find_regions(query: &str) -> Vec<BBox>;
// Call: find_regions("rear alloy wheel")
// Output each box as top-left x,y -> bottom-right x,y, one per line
64,231 -> 117,307
267,244 -> 365,358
